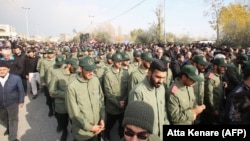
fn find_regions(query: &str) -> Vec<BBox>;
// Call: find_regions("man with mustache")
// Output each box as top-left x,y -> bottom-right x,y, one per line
128,59 -> 169,139
166,65 -> 206,125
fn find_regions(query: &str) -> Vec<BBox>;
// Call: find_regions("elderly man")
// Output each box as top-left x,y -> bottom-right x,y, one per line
0,61 -> 25,141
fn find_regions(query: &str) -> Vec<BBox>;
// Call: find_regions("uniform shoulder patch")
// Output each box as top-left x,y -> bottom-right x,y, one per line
208,72 -> 214,79
171,85 -> 178,94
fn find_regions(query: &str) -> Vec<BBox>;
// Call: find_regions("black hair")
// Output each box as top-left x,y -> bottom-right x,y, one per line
149,59 -> 167,72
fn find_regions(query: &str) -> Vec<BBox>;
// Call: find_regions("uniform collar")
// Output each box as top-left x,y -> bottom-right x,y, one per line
111,67 -> 121,74
174,78 -> 186,88
143,77 -> 155,91
76,74 -> 89,83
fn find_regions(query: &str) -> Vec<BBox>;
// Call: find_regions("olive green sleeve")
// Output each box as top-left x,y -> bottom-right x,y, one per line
65,87 -> 86,130
167,94 -> 194,124
98,83 -> 105,120
205,78 -> 215,111
103,73 -> 119,107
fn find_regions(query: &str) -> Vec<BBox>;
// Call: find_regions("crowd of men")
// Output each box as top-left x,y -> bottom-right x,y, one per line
0,38 -> 250,141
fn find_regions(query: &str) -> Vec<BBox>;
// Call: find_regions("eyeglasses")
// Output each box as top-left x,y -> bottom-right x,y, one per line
124,127 -> 148,140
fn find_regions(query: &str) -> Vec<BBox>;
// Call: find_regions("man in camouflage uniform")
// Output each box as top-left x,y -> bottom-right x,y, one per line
66,56 -> 105,141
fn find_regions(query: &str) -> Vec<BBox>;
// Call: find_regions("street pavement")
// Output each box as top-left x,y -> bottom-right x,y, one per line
0,92 -> 73,141
0,92 -> 120,141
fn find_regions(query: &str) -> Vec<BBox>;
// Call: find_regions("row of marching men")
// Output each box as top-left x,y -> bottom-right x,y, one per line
35,44 -> 250,141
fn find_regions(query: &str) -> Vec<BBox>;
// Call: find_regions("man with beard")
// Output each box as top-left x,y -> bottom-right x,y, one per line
128,59 -> 169,139
128,52 -> 154,94
167,65 -> 206,125
66,56 -> 105,141
201,57 -> 230,124
191,55 -> 210,124
49,58 -> 78,141
103,53 -> 129,140
192,55 -> 210,106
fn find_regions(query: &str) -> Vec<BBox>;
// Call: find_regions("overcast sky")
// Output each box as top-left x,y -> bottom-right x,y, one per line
1,0 -> 235,38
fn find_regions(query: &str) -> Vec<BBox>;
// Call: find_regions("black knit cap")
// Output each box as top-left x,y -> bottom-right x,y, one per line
122,101 -> 154,133
0,61 -> 10,68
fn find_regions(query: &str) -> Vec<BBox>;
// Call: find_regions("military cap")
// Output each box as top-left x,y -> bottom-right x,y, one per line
141,52 -> 153,62
116,50 -> 123,54
65,53 -> 73,59
66,58 -> 78,69
133,51 -> 141,57
237,54 -> 248,61
98,51 -> 105,56
63,48 -> 70,52
160,56 -> 171,63
43,49 -> 49,54
87,47 -> 93,52
47,48 -> 54,54
122,53 -> 130,61
181,65 -> 204,82
77,52 -> 84,57
106,53 -> 113,59
213,58 -> 229,67
79,56 -> 97,71
81,48 -> 87,52
193,55 -> 210,66
55,55 -> 65,66
112,53 -> 123,62
94,57 -> 100,63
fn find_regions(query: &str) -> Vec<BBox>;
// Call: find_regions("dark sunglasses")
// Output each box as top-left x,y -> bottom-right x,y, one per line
124,127 -> 148,140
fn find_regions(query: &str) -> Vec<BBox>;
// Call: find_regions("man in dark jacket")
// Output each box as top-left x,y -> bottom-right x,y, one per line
0,61 -> 25,141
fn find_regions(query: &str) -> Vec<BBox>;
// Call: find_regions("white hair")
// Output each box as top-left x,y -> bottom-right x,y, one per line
214,53 -> 226,59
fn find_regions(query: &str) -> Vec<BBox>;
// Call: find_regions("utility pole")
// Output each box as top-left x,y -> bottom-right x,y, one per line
88,15 -> 95,24
22,7 -> 30,38
163,0 -> 166,43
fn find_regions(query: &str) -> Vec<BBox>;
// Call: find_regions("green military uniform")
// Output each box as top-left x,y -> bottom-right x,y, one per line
93,57 -> 106,87
193,73 -> 205,105
128,52 -> 153,91
167,65 -> 204,125
122,52 -> 135,75
128,78 -> 169,139
161,56 -> 174,91
192,55 -> 210,105
49,70 -> 76,114
103,65 -> 129,114
103,53 -> 129,139
37,55 -> 47,73
65,57 -> 105,141
202,58 -> 229,124
39,48 -> 56,116
39,57 -> 56,85
130,51 -> 141,69
128,66 -> 147,90
167,78 -> 197,125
